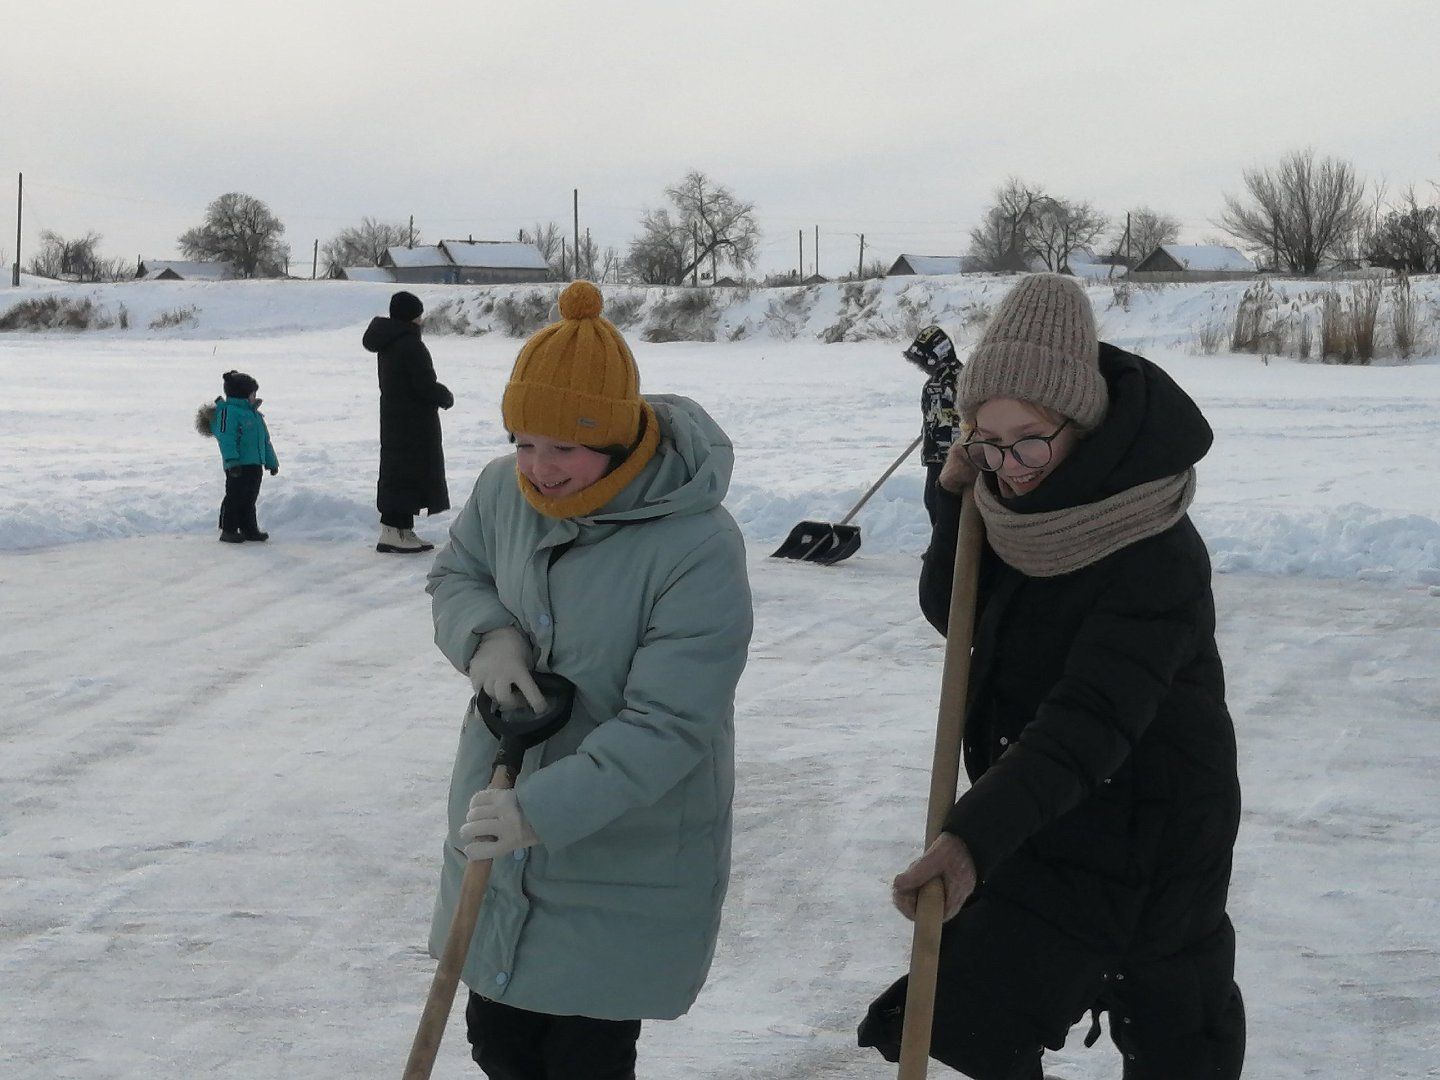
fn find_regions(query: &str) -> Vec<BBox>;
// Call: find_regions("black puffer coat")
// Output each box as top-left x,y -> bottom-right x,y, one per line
921,344 -> 1241,963
362,317 -> 453,517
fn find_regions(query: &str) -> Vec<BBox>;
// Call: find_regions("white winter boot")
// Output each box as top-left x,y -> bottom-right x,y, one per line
401,528 -> 435,553
377,525 -> 426,554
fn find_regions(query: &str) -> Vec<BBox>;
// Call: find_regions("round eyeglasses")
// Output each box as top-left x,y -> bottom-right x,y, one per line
962,419 -> 1071,472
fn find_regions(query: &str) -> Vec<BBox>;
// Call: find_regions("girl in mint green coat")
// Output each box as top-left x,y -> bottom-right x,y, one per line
425,282 -> 752,1080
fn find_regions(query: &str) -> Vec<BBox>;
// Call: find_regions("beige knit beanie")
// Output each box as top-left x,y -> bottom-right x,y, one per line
956,273 -> 1107,430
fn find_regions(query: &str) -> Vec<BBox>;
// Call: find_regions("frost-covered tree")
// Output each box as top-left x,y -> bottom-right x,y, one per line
1027,199 -> 1109,272
178,192 -> 289,278
627,172 -> 759,285
1120,207 -> 1182,264
26,230 -> 130,282
967,178 -> 1049,271
1219,149 -> 1367,274
1363,187 -> 1440,273
321,217 -> 413,275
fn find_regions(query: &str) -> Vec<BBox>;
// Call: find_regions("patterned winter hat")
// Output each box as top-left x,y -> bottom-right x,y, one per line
502,280 -> 660,519
956,274 -> 1107,430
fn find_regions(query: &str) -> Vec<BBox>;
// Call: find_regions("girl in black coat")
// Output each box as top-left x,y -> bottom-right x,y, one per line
362,291 -> 454,554
860,275 -> 1244,1080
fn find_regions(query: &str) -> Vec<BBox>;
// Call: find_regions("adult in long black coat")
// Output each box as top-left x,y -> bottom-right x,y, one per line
860,275 -> 1245,1080
362,291 -> 454,554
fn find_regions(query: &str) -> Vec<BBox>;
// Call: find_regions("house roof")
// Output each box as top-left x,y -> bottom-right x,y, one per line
892,255 -> 980,275
338,265 -> 395,283
1151,244 -> 1255,272
382,245 -> 449,269
136,259 -> 234,281
439,240 -> 550,271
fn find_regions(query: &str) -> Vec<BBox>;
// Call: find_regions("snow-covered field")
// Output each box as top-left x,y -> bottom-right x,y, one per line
2,281 -> 1439,1078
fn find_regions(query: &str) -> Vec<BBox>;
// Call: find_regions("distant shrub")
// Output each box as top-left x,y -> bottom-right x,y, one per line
424,301 -> 480,335
1390,275 -> 1418,360
0,295 -> 111,331
643,288 -> 717,342
602,292 -> 644,329
495,291 -> 556,336
149,305 -> 198,330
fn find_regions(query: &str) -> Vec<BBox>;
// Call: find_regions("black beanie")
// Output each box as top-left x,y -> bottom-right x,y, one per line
389,290 -> 424,321
222,370 -> 259,398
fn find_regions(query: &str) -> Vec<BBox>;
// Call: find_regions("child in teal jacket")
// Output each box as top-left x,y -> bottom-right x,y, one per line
195,370 -> 279,543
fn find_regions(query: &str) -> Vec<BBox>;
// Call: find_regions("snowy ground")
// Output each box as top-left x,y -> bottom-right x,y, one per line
2,307 -> 1439,1078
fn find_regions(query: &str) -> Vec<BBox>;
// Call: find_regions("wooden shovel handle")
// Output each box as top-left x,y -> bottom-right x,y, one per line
898,488 -> 985,1079
403,765 -> 510,1080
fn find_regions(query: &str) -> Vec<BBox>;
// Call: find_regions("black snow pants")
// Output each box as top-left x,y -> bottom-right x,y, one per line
858,894 -> 1245,1079
465,993 -> 642,1080
219,465 -> 263,534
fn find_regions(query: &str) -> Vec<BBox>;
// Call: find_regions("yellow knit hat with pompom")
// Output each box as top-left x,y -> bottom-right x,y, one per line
502,280 -> 660,518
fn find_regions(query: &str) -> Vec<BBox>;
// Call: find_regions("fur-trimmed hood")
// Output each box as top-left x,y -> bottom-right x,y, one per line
195,399 -> 219,438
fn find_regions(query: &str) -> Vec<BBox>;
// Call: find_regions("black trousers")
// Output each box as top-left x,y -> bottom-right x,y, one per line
219,465 -> 263,533
923,462 -> 944,525
858,895 -> 1245,1080
465,993 -> 641,1080
380,510 -> 414,530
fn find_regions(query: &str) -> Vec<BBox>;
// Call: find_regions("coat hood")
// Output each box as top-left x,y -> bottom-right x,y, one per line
195,400 -> 218,437
362,316 -> 419,353
994,343 -> 1213,514
581,394 -> 734,525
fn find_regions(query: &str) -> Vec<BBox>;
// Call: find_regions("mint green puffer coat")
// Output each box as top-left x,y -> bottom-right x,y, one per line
425,394 -> 752,1021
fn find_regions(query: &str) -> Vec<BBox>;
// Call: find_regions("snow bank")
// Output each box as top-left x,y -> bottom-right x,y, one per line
1,292 -> 1438,590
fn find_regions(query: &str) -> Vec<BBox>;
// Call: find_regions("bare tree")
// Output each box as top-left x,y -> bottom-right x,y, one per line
518,222 -> 566,279
26,230 -> 130,281
321,217 -> 413,275
178,192 -> 290,278
1027,199 -> 1109,272
1219,149 -> 1368,274
1363,186 -> 1439,273
967,178 -> 1048,271
627,172 -> 759,285
1120,207 -> 1182,264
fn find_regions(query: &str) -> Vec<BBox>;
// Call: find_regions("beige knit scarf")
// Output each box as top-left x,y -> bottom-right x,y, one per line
972,467 -> 1197,577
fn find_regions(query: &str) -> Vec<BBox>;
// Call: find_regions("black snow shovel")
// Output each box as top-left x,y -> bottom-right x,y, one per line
771,433 -> 923,565
403,671 -> 576,1080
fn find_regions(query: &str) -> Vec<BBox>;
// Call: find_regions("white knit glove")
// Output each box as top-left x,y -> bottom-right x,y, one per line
459,788 -> 539,861
467,627 -> 545,712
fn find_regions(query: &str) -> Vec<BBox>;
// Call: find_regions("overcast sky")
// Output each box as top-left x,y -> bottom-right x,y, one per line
4,0 -> 1438,277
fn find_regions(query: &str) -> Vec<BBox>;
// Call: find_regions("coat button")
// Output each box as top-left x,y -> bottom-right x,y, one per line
495,972 -> 509,987
998,737 -> 1009,746
537,613 -> 552,628
512,849 -> 526,862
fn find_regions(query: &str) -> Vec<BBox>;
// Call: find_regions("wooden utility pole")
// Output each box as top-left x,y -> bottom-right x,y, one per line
797,228 -> 803,282
408,215 -> 415,248
857,233 -> 865,280
1121,212 -> 1132,267
692,224 -> 699,286
311,239 -> 318,279
572,189 -> 580,281
561,238 -> 568,279
1271,222 -> 1280,272
12,172 -> 21,286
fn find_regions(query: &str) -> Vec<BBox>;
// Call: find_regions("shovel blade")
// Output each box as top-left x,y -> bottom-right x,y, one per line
769,521 -> 862,565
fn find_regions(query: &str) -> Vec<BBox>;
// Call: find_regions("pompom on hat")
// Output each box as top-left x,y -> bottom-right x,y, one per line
956,273 -> 1108,430
502,280 -> 660,518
